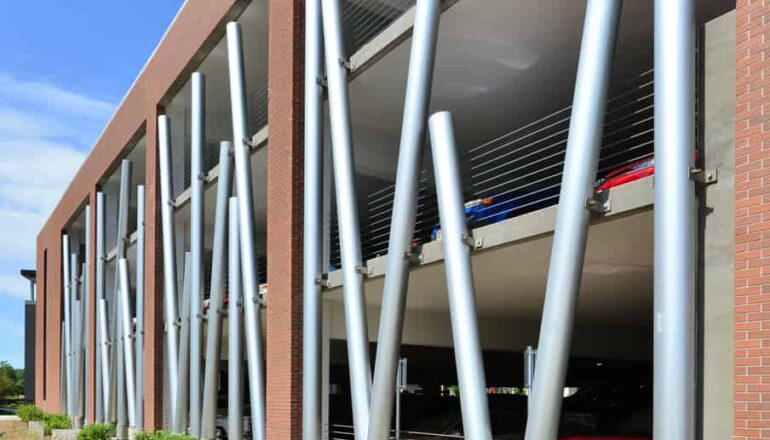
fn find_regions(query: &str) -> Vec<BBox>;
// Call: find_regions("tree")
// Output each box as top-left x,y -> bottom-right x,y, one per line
0,361 -> 23,399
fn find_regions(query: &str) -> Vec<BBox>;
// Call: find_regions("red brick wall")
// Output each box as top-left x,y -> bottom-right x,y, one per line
735,1 -> 770,439
266,0 -> 305,439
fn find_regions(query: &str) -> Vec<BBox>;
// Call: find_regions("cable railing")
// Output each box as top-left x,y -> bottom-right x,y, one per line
328,68 -> 679,267
342,0 -> 415,54
172,85 -> 269,198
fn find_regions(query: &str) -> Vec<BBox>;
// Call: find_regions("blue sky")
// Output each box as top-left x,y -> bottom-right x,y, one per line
0,1 -> 183,368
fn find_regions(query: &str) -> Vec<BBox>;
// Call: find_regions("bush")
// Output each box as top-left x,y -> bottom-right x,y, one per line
41,413 -> 71,435
135,430 -> 196,440
77,423 -> 116,440
16,404 -> 44,422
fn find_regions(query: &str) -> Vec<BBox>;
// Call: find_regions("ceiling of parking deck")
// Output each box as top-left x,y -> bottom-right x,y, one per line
348,0 -> 734,182
326,209 -> 654,327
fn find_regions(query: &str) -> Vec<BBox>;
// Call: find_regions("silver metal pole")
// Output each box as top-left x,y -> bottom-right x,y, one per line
201,142 -> 234,440
62,234 -> 73,416
367,2 -> 440,438
114,160 -> 132,436
158,114 -> 181,424
60,321 -> 67,412
429,112 -> 493,440
226,22 -> 266,440
319,1 -> 372,436
303,0 -> 324,437
71,256 -> 82,423
96,193 -> 111,416
189,71 -> 206,437
523,3 -> 622,439
118,258 -> 137,427
136,185 -> 146,428
83,205 -> 92,424
654,0 -> 695,438
174,252 -> 193,433
228,197 -> 244,440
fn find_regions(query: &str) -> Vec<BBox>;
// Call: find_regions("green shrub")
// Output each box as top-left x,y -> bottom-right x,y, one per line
16,404 -> 44,422
41,413 -> 71,435
77,423 -> 115,440
135,430 -> 196,440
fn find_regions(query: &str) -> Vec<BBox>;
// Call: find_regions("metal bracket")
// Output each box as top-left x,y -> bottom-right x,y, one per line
197,173 -> 209,184
355,265 -> 373,277
689,167 -> 718,186
461,233 -> 484,250
339,58 -> 355,72
316,76 -> 328,88
315,275 -> 330,288
585,196 -> 611,214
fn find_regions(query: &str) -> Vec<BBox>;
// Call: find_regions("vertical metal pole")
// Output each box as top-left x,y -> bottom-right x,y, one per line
174,252 -> 193,433
429,112 -> 493,440
96,193 -> 111,415
83,205 -> 92,424
654,1 -> 696,438
158,114 -> 181,425
228,197 -> 244,440
303,0 -> 324,438
226,22 -> 266,440
319,2 -> 372,437
524,2 -> 622,439
189,71 -> 206,437
524,346 -> 536,413
136,186 -> 146,428
62,234 -> 73,416
61,321 -> 67,412
367,2 -> 440,438
394,358 -> 406,440
71,256 -> 82,423
201,142 -> 234,440
113,160 -> 132,437
118,258 -> 137,427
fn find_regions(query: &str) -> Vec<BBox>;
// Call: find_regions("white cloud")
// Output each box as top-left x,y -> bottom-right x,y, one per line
0,274 -> 31,301
0,73 -> 115,300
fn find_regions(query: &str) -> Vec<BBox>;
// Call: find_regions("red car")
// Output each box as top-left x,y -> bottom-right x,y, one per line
594,157 -> 654,192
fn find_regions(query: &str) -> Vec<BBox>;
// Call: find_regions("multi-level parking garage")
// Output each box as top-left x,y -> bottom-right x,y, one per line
30,0 -> 742,439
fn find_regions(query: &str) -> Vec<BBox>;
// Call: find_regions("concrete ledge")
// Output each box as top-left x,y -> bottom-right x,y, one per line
28,421 -> 44,438
325,176 -> 654,289
51,428 -> 80,440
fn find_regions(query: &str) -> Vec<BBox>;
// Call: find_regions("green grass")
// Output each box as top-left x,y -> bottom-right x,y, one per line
135,430 -> 197,440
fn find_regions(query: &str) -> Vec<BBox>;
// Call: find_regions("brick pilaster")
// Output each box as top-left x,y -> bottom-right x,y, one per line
735,1 -> 770,439
266,0 -> 305,438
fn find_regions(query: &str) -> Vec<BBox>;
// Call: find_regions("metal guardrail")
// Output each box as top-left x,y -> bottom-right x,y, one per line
328,69 -> 670,267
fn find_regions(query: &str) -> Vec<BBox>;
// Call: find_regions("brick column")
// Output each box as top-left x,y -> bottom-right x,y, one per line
735,1 -> 770,439
144,112 -> 165,430
87,190 -> 97,422
266,0 -> 305,438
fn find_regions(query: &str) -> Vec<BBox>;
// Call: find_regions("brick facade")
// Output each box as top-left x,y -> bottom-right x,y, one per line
735,1 -> 770,439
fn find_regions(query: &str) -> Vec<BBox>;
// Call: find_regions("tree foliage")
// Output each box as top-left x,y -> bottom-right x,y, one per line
0,361 -> 23,399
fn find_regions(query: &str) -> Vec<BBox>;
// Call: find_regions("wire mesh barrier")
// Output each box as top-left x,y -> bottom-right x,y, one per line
342,0 -> 415,54
328,68 -> 673,268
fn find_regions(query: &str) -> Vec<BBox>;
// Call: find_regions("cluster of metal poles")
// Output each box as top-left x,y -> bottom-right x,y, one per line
303,0 -> 696,440
155,21 -> 266,440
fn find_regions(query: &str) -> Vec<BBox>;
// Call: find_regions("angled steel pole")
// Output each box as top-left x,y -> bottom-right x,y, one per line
174,252 -> 193,433
302,0 -> 324,437
118,258 -> 137,427
189,71 -> 206,437
60,321 -> 67,412
227,197 -> 244,440
114,160 -> 133,436
319,1 -> 372,436
158,114 -> 181,425
524,2 -> 622,439
83,205 -> 92,424
62,234 -> 73,416
135,185 -> 146,428
653,0 -> 696,438
201,142 -> 234,440
367,1 -> 441,438
95,193 -> 111,416
429,112 -> 493,440
70,256 -> 81,421
226,22 -> 266,440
